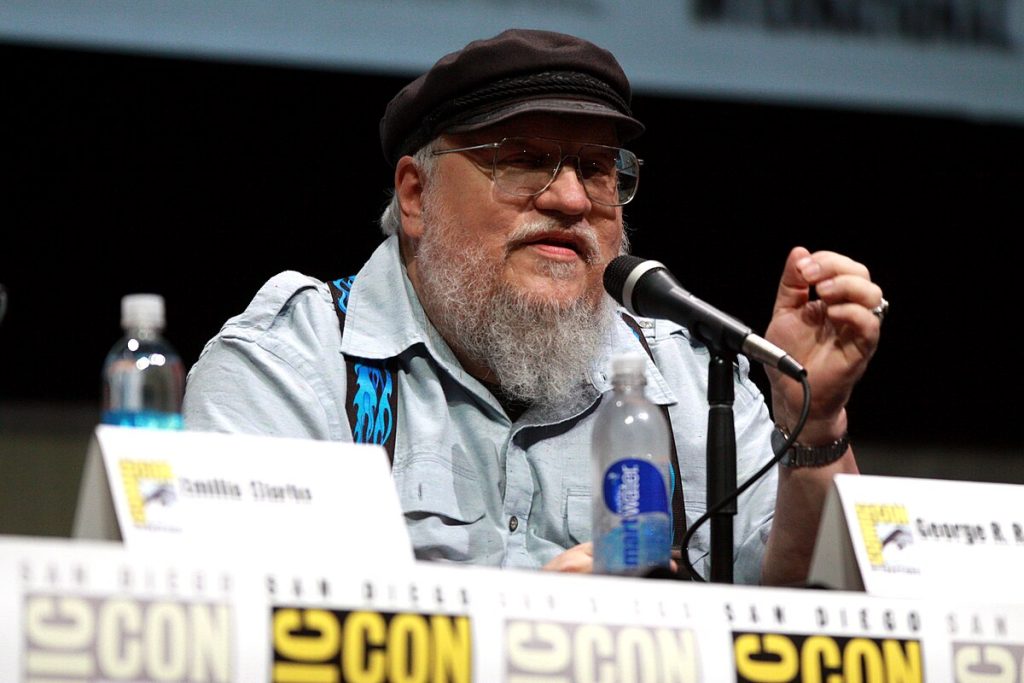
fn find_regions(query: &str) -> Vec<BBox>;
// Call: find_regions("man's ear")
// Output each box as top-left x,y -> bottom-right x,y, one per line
395,156 -> 426,239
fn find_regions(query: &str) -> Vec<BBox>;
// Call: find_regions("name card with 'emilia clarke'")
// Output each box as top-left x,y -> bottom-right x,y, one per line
72,425 -> 413,566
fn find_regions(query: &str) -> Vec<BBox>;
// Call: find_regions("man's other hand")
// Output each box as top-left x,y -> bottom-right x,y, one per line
543,542 -> 594,573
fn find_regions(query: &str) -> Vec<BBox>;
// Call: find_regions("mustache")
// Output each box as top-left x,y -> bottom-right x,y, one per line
505,219 -> 604,265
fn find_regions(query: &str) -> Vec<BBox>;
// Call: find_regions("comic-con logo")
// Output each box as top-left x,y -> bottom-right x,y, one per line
119,459 -> 177,526
506,619 -> 700,682
733,631 -> 923,683
23,593 -> 232,681
856,504 -> 914,569
272,607 -> 471,682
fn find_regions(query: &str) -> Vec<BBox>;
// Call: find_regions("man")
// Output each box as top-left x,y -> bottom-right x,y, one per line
183,28 -> 884,586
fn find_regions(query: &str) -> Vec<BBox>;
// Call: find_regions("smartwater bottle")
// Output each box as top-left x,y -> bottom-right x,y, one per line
101,293 -> 185,429
592,352 -> 672,575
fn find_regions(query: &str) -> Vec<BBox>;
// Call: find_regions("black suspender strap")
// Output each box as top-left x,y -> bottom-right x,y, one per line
328,276 -> 399,464
619,312 -> 688,551
327,277 -> 686,552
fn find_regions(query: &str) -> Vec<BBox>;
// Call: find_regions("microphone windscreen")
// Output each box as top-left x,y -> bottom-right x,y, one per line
603,254 -> 646,304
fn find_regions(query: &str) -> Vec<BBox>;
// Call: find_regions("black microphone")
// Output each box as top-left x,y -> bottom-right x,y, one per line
604,255 -> 806,380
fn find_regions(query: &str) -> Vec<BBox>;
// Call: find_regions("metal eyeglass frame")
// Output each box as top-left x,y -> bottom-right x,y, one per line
431,136 -> 642,207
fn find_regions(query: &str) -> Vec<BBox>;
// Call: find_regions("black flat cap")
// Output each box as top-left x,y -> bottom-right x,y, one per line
380,28 -> 645,166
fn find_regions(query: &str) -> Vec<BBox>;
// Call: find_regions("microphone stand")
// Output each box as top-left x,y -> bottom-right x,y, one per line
707,350 -> 737,583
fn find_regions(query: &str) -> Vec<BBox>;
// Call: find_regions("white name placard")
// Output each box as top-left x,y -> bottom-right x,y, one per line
809,473 -> 1024,599
72,425 -> 414,566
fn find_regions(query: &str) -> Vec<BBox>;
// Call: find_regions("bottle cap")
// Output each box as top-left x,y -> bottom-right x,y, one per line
121,293 -> 165,330
610,352 -> 647,378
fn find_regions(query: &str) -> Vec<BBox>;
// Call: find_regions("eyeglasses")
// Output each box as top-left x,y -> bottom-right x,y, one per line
432,136 -> 642,206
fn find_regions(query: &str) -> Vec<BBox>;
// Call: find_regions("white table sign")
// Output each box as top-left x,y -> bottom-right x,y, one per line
0,536 -> 272,682
8,533 -> 1024,682
72,425 -> 413,566
808,473 -> 1024,599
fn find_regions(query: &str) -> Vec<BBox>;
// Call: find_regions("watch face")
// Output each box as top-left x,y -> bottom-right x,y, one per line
771,427 -> 789,458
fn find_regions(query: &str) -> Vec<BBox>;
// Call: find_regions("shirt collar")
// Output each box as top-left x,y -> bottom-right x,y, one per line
592,312 -> 678,407
340,236 -> 457,364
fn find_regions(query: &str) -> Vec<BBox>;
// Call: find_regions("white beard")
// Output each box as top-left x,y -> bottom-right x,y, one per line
414,194 -> 618,407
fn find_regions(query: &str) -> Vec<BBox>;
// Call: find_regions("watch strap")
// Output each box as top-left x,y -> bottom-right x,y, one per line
772,425 -> 850,468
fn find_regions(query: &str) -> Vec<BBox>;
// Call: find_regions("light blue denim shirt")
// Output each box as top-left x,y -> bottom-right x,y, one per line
183,236 -> 777,582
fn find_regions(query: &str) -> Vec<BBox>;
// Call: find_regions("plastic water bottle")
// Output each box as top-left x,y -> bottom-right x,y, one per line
592,352 -> 672,575
101,293 -> 184,429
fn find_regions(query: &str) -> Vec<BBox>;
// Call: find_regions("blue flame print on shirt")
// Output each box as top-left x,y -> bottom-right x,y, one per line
332,274 -> 394,445
332,276 -> 356,313
352,362 -> 394,445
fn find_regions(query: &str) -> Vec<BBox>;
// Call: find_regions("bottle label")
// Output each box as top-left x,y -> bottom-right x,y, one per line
601,459 -> 669,516
598,459 -> 671,571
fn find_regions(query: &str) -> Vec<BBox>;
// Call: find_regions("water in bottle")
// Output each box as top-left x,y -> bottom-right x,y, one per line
101,293 -> 185,429
592,352 -> 672,575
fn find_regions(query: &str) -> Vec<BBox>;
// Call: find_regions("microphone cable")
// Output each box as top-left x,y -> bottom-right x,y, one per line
679,372 -> 812,582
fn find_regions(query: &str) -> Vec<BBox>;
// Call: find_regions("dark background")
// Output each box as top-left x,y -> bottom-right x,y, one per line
2,41 -> 1022,454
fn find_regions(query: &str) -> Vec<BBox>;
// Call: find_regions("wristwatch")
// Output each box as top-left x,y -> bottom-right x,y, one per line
771,424 -> 850,468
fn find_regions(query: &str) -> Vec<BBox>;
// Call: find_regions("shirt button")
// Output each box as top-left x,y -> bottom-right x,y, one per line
508,516 -> 519,532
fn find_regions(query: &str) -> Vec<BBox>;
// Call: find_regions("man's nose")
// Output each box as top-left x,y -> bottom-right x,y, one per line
533,158 -> 591,215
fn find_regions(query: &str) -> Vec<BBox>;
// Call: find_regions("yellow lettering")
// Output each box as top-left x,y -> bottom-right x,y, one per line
801,635 -> 842,683
273,662 -> 340,683
843,638 -> 884,683
855,505 -> 909,566
882,639 -> 921,683
856,507 -> 884,566
275,609 -> 340,660
122,460 -> 174,480
387,613 -> 429,683
430,615 -> 472,683
342,611 -> 386,683
734,633 -> 798,682
120,460 -> 172,523
273,609 -> 340,683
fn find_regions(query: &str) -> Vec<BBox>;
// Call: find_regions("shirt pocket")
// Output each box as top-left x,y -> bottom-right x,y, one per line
392,455 -> 491,562
394,454 -> 488,523
565,487 -> 592,546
